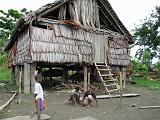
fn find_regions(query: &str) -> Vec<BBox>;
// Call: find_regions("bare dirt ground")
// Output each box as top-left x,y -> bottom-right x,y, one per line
0,93 -> 14,106
0,85 -> 160,120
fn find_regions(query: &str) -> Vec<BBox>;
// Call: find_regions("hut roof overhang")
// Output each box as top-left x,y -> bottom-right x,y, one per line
4,0 -> 133,51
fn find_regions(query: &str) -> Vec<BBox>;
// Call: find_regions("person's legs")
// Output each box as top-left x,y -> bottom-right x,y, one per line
82,97 -> 90,107
30,110 -> 37,118
37,98 -> 43,120
74,94 -> 80,104
37,109 -> 41,120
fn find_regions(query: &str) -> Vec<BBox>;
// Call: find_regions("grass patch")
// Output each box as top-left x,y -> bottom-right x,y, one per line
133,78 -> 160,90
0,67 -> 9,81
0,53 -> 9,81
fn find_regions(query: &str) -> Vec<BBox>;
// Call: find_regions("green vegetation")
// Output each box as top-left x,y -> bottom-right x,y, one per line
0,8 -> 32,52
134,6 -> 160,60
0,54 -> 9,81
133,78 -> 160,90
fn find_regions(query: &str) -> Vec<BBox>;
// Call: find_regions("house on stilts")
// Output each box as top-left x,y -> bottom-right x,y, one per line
4,0 -> 133,94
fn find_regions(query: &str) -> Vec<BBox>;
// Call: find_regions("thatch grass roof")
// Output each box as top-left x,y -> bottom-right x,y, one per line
5,0 -> 133,51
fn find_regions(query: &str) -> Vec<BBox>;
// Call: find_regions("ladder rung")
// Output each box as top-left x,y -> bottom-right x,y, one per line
108,89 -> 119,92
95,62 -> 105,64
103,80 -> 115,82
98,69 -> 111,71
96,65 -> 106,67
105,84 -> 117,87
100,74 -> 113,77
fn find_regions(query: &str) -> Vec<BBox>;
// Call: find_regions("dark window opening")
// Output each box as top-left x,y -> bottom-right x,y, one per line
43,7 -> 61,20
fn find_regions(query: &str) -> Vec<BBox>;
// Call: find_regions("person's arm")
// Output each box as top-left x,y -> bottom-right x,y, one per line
92,92 -> 98,108
95,98 -> 98,108
82,92 -> 87,101
34,94 -> 37,99
34,83 -> 39,99
72,95 -> 78,106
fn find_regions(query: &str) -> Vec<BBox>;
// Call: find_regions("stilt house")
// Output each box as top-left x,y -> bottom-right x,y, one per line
5,0 -> 133,94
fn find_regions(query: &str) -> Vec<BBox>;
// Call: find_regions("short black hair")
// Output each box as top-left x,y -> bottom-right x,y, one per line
74,86 -> 80,91
35,73 -> 42,82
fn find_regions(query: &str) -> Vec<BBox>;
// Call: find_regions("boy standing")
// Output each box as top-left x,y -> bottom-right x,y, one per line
31,70 -> 45,120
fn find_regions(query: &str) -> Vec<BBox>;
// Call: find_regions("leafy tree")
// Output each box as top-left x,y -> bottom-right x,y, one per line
134,6 -> 160,61
154,61 -> 160,73
0,8 -> 32,52
131,59 -> 149,80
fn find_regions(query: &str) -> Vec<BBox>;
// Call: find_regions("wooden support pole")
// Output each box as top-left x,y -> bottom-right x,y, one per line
9,67 -> 15,84
122,67 -> 126,89
88,72 -> 90,86
120,72 -> 123,91
24,63 -> 31,94
119,71 -> 123,106
62,68 -> 66,83
21,67 -> 24,88
18,67 -> 22,104
84,66 -> 88,92
30,63 -> 36,93
15,66 -> 20,86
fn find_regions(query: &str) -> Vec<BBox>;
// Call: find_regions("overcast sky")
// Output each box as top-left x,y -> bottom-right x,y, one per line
0,0 -> 159,62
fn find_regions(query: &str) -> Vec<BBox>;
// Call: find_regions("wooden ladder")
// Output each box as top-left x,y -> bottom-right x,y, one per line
94,62 -> 120,95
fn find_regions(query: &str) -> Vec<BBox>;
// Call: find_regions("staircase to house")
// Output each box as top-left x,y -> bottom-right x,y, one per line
94,62 -> 120,95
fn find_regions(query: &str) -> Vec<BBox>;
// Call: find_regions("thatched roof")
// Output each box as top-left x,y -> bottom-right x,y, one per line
4,0 -> 133,51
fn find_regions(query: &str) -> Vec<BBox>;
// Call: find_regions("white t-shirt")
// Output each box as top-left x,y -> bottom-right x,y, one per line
71,89 -> 81,96
34,82 -> 44,100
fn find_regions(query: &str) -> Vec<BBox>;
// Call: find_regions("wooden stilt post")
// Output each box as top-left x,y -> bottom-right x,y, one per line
18,67 -> 22,104
62,68 -> 66,83
119,71 -> 123,106
84,66 -> 88,92
122,67 -> 126,89
120,72 -> 123,91
21,67 -> 24,88
24,63 -> 31,94
15,66 -> 20,86
88,72 -> 90,86
30,63 -> 36,93
9,67 -> 15,83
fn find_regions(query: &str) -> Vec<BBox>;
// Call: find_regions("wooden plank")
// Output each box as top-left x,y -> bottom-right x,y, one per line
97,93 -> 140,99
140,106 -> 160,109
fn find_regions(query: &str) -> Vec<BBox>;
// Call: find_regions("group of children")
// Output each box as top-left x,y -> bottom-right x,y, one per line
69,85 -> 98,108
31,69 -> 98,120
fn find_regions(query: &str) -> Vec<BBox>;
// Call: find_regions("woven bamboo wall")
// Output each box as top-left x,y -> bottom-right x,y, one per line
31,25 -> 91,63
11,24 -> 129,65
13,29 -> 30,64
107,36 -> 130,66
30,23 -> 109,63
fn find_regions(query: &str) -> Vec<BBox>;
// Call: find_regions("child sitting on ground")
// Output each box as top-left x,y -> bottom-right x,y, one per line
81,85 -> 98,108
68,86 -> 81,105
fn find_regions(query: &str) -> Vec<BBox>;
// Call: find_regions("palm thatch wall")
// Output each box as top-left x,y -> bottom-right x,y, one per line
30,23 -> 109,63
107,36 -> 130,66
